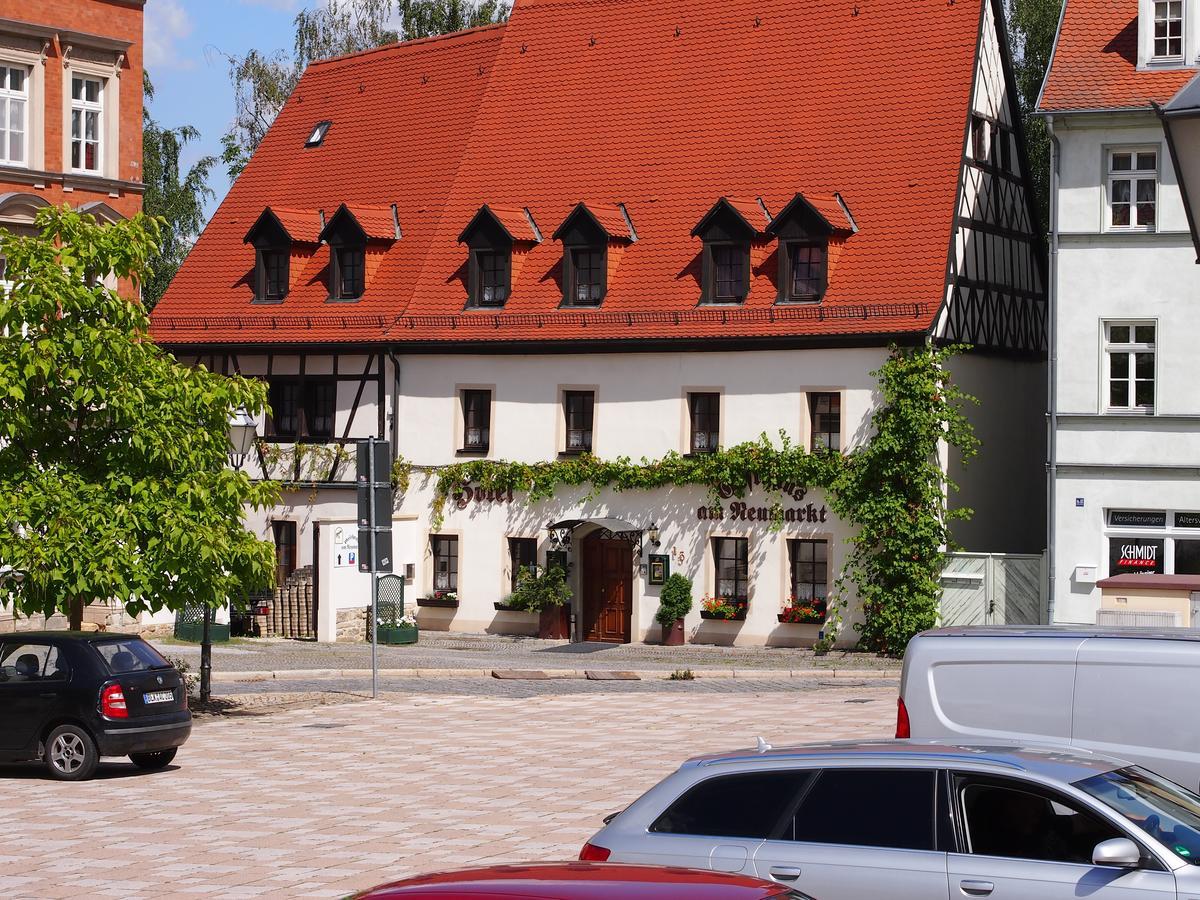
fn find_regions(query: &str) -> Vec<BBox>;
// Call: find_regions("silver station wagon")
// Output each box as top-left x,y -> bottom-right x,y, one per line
582,741 -> 1200,899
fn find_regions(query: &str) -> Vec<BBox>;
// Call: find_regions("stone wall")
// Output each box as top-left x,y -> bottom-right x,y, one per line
336,606 -> 369,642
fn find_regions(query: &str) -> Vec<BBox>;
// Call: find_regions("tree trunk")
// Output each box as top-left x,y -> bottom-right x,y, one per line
68,597 -> 84,631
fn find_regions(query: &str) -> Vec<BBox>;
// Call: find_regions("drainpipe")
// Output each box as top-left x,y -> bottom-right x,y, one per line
387,351 -> 401,454
1045,116 -> 1061,624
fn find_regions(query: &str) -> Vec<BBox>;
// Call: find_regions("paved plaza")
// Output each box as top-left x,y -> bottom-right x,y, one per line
2,682 -> 895,899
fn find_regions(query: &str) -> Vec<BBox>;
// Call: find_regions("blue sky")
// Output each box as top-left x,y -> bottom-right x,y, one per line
143,0 -> 323,218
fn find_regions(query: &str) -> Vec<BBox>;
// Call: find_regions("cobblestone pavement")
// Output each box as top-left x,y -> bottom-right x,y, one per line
159,632 -> 902,674
218,674 -> 898,698
3,683 -> 895,899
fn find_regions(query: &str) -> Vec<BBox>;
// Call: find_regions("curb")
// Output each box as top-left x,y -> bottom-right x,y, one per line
211,667 -> 900,683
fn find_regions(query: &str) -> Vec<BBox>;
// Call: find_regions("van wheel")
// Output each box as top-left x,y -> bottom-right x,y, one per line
129,749 -> 177,770
44,724 -> 99,781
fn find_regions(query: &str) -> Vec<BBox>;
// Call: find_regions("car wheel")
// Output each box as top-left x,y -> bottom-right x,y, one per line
129,748 -> 177,770
44,724 -> 99,781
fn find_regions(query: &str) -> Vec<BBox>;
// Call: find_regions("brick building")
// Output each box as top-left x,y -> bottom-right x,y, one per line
0,0 -> 143,244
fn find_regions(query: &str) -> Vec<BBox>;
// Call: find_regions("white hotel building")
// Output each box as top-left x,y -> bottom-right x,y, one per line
152,0 -> 1047,645
1040,0 -> 1200,625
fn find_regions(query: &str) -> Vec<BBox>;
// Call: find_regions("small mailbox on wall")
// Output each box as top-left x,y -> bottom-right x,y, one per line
648,554 -> 670,585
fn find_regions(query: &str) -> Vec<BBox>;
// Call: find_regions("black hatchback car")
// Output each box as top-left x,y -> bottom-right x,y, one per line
0,632 -> 191,780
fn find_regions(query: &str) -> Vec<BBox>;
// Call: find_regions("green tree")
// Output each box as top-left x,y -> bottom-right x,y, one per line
142,72 -> 216,311
1008,0 -> 1064,232
220,0 -> 509,179
0,206 -> 279,630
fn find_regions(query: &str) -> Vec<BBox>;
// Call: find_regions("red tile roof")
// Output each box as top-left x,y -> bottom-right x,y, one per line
152,0 -> 987,347
1038,0 -> 1196,113
269,207 -> 322,243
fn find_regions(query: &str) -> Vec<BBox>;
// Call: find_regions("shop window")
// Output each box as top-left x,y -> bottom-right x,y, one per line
266,377 -> 335,440
1107,150 -> 1157,230
431,535 -> 458,593
1109,537 -> 1164,575
1105,322 -> 1155,412
564,390 -> 594,453
1175,540 -> 1200,575
809,392 -> 841,451
508,537 -> 537,592
461,389 -> 491,453
713,537 -> 749,602
788,539 -> 829,604
689,392 -> 720,454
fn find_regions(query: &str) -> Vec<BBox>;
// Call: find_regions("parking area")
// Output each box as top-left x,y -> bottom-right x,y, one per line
2,682 -> 894,899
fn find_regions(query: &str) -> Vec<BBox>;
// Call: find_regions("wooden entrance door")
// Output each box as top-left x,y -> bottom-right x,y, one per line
272,520 -> 297,587
581,534 -> 633,643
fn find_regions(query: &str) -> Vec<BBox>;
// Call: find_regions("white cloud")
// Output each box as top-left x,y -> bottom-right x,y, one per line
144,0 -> 196,71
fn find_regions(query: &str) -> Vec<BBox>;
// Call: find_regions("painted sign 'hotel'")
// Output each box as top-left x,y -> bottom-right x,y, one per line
151,0 -> 1048,645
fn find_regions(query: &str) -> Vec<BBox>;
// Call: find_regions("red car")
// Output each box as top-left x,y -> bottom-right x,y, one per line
353,863 -> 813,899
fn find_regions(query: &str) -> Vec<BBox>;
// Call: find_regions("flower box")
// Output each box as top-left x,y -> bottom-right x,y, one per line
377,623 -> 418,645
776,613 -> 825,625
493,601 -> 533,612
700,609 -> 748,622
417,596 -> 459,609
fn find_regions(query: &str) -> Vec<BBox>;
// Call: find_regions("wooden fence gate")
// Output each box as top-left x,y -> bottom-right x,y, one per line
940,553 -> 1047,627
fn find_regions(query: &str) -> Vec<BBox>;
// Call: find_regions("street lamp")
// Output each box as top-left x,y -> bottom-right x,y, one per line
228,407 -> 258,471
1156,72 -> 1200,261
198,408 -> 261,704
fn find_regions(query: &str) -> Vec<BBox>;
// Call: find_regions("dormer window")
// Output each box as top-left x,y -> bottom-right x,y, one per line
692,198 -> 768,305
459,205 -> 541,309
767,193 -> 854,304
318,204 -> 377,302
553,203 -> 631,307
1154,0 -> 1184,59
569,248 -> 605,305
243,207 -> 303,304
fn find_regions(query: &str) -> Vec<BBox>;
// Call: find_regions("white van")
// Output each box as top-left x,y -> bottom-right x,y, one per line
899,626 -> 1200,791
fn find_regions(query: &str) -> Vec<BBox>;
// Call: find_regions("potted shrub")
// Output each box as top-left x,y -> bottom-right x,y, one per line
777,595 -> 827,625
699,595 -> 748,621
509,565 -> 572,639
655,573 -> 693,646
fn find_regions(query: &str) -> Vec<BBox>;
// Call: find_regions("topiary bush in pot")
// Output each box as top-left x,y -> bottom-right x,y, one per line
656,573 -> 693,646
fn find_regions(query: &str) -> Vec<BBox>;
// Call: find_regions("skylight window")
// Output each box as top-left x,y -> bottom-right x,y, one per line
305,121 -> 332,148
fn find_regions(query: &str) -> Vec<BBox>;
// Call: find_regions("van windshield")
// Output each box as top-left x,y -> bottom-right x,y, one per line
1075,767 -> 1200,864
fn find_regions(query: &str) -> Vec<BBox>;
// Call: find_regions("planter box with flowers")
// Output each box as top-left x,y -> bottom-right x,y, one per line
376,612 -> 419,645
777,597 -> 827,625
418,591 -> 459,608
699,596 -> 749,621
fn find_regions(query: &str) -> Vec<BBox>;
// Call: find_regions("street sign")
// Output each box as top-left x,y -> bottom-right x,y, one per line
356,438 -> 393,574
356,528 -> 393,573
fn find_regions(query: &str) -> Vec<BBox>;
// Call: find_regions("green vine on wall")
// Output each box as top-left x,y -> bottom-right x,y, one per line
388,345 -> 977,656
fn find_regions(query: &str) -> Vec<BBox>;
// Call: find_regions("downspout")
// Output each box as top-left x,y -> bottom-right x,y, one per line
388,351 -> 401,456
1045,116 -> 1061,624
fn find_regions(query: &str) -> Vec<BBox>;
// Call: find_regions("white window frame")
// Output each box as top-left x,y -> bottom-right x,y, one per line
0,63 -> 28,168
1103,320 -> 1157,414
1153,0 -> 1185,60
70,74 -> 104,175
1106,147 -> 1159,232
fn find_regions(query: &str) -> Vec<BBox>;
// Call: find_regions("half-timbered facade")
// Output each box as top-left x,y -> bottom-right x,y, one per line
1039,0 -> 1200,626
152,0 -> 1046,645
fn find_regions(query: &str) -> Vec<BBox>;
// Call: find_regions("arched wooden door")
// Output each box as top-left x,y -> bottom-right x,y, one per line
580,533 -> 633,643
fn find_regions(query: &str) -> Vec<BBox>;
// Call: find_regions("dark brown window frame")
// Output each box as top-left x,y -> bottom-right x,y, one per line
703,240 -> 750,304
688,392 -> 720,454
563,245 -> 606,306
431,535 -> 459,593
471,248 -> 511,307
563,390 -> 595,453
779,241 -> 827,303
713,536 -> 749,602
265,376 -> 336,441
788,538 -> 829,604
460,388 -> 491,453
809,392 -> 841,452
255,247 -> 290,303
330,243 -> 365,301
508,536 -> 537,593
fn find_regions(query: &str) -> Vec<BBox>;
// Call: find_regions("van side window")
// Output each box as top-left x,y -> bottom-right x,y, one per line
650,771 -> 813,839
788,769 -> 937,850
956,775 -> 1123,864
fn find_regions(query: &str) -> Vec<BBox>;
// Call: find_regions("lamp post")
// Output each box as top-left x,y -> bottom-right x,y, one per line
200,408 -> 259,704
1156,73 -> 1200,262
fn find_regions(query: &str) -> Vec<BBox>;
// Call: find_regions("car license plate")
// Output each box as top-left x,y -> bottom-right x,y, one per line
143,690 -> 174,705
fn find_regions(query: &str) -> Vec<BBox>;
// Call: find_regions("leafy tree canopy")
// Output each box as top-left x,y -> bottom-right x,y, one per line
220,0 -> 510,179
0,207 -> 279,623
142,72 -> 216,311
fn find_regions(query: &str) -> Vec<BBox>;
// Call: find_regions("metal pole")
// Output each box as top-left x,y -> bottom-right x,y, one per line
369,436 -> 379,700
200,605 -> 212,703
